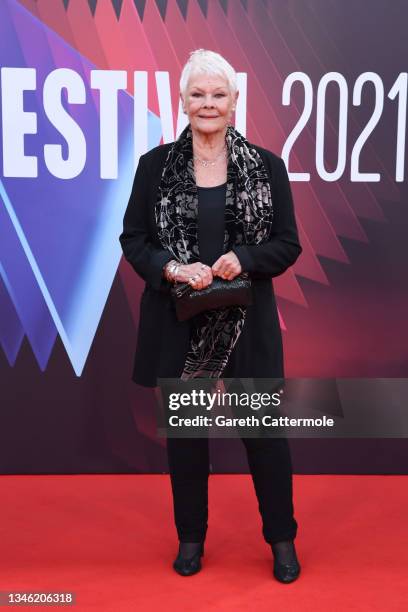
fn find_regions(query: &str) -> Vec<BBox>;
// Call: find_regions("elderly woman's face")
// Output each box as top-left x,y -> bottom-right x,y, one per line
181,72 -> 238,135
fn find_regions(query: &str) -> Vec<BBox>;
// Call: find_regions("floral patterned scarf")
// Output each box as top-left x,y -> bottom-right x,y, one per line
155,123 -> 273,379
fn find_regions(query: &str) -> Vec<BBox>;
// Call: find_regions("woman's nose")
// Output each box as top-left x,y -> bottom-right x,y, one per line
203,95 -> 215,107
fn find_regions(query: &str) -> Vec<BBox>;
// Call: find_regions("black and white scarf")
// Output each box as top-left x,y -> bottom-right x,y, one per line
155,123 -> 274,380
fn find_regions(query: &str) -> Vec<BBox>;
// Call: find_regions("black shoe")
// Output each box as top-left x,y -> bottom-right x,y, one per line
271,540 -> 301,584
173,542 -> 204,577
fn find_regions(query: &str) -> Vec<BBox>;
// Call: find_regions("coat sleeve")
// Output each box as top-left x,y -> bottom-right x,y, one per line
119,153 -> 174,291
231,156 -> 302,278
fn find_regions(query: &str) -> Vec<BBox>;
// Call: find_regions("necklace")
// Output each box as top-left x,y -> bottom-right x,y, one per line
193,146 -> 227,168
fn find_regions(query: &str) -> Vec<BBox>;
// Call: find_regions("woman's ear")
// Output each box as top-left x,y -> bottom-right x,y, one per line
180,92 -> 186,113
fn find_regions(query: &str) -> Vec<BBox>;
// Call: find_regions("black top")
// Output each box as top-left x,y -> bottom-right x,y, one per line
197,182 -> 227,265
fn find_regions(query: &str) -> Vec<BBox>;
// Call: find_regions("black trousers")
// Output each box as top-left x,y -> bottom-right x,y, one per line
166,433 -> 298,545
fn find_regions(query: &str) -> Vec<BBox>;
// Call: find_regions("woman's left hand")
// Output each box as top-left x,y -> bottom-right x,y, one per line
212,251 -> 242,280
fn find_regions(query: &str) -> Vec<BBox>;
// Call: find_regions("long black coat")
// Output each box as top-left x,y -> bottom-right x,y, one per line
119,141 -> 302,387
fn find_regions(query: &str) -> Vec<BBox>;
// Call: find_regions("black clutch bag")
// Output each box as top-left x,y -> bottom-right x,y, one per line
170,272 -> 253,322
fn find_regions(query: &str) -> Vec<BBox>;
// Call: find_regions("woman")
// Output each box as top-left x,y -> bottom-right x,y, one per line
119,49 -> 302,583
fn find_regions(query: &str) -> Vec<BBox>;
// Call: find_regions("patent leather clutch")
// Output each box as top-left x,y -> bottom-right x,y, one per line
170,272 -> 252,322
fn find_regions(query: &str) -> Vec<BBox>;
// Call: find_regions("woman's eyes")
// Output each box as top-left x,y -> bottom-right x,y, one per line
191,93 -> 226,98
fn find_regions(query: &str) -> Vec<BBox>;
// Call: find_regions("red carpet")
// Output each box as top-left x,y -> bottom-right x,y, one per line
1,474 -> 407,611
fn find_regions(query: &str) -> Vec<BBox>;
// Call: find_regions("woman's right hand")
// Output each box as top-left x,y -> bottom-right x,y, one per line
175,262 -> 213,290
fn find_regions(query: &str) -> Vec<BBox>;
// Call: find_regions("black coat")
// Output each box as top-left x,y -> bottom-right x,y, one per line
119,141 -> 302,387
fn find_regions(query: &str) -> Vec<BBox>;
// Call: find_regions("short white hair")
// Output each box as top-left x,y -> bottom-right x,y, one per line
179,49 -> 237,97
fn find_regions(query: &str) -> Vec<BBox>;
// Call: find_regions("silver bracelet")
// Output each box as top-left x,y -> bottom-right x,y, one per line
172,264 -> 180,282
164,260 -> 175,280
165,260 -> 179,282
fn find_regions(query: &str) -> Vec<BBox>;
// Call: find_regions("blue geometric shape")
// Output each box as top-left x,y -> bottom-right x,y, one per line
0,180 -> 59,370
0,0 -> 162,375
0,261 -> 25,366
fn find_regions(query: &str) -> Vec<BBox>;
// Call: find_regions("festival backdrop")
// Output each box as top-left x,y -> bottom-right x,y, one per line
1,0 -> 407,474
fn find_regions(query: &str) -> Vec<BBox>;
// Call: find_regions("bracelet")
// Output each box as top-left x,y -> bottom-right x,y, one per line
164,260 -> 180,283
169,263 -> 179,282
163,260 -> 174,281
